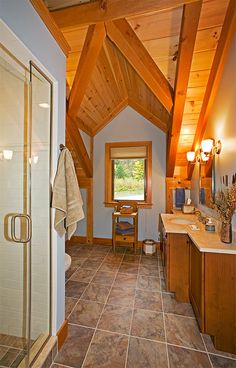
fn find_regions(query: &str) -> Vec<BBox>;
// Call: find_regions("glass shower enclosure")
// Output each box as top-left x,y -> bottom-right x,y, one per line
0,46 -> 52,367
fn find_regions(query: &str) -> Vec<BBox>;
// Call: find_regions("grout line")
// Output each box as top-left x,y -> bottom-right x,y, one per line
124,248 -> 140,368
200,333 -> 214,368
80,250 -> 125,368
167,341 -> 213,355
159,258 -> 170,368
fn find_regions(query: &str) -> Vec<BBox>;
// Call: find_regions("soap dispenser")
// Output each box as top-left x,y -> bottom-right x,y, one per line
205,218 -> 215,232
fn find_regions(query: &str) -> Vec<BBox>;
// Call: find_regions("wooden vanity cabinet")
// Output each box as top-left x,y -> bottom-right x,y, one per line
189,239 -> 236,354
189,241 -> 205,332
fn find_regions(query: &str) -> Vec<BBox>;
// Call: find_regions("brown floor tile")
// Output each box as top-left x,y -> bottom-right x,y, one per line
0,348 -> 21,367
139,264 -> 159,277
0,346 -> 8,360
168,345 -> 211,368
127,337 -> 168,368
104,253 -> 124,262
65,297 -> 78,318
118,262 -> 139,274
51,365 -> 66,368
80,259 -> 103,270
55,324 -> 93,368
107,286 -> 135,307
202,334 -> 236,360
210,354 -> 236,367
125,247 -> 142,254
82,330 -> 128,368
98,304 -> 133,334
98,262 -> 120,272
135,289 -> 162,312
81,283 -> 110,303
65,281 -> 88,298
11,351 -> 25,368
161,278 -> 167,292
137,275 -> 161,291
131,309 -> 165,342
71,258 -> 86,268
113,273 -> 137,289
92,271 -> 116,285
162,293 -> 195,317
165,314 -> 205,351
66,266 -> 79,280
140,257 -> 159,266
0,335 -> 27,349
123,254 -> 140,264
69,300 -> 104,328
70,268 -> 96,283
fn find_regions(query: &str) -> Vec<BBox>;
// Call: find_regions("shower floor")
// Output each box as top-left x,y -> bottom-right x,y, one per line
0,334 -> 27,367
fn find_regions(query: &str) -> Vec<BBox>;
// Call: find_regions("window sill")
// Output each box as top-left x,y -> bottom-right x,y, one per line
104,201 -> 153,209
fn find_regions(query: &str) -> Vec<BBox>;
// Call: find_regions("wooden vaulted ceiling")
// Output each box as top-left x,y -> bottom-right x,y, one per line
43,0 -> 236,178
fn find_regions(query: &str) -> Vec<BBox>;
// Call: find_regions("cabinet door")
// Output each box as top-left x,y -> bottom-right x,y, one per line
189,242 -> 205,331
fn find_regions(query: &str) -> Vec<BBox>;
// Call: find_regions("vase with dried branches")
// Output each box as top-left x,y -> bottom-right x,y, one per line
212,183 -> 236,243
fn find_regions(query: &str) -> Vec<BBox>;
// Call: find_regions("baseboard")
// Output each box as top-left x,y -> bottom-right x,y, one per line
57,319 -> 68,350
67,236 -> 160,250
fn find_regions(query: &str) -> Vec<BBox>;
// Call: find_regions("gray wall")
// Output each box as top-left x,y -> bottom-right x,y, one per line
1,0 -> 66,331
93,106 -> 166,241
191,33 -> 236,231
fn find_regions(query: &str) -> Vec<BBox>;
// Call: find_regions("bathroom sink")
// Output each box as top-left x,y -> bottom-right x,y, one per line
170,218 -> 194,225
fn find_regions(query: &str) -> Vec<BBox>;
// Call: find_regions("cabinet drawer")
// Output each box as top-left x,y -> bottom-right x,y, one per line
115,234 -> 135,242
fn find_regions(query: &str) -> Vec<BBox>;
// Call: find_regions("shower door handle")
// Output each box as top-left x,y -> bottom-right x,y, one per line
11,214 -> 32,243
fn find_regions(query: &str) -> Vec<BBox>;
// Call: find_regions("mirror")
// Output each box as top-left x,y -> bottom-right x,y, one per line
199,156 -> 216,207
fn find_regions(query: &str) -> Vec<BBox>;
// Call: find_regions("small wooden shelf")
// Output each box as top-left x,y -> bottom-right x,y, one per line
112,203 -> 138,253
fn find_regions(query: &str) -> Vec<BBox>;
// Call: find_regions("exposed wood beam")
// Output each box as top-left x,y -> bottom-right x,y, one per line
68,23 -> 106,120
76,117 -> 93,136
92,99 -> 128,135
51,0 -> 198,29
106,19 -> 173,112
187,0 -> 236,179
30,0 -> 70,56
66,114 -> 93,177
128,98 -> 168,133
166,1 -> 202,177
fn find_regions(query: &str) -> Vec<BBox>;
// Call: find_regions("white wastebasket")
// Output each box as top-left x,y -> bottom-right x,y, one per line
143,239 -> 156,255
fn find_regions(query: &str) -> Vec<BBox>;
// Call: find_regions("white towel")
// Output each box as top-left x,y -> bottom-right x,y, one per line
52,148 -> 84,239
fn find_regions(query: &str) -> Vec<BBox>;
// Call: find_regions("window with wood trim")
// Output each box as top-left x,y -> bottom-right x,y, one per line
105,141 -> 152,207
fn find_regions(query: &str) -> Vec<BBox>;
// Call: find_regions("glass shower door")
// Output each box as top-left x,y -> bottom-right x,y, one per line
0,47 -> 52,367
0,48 -> 31,366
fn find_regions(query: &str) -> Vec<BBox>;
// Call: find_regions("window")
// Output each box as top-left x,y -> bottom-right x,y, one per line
105,141 -> 152,207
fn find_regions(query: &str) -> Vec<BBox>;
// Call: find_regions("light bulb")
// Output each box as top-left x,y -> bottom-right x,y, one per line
187,151 -> 195,162
201,139 -> 213,153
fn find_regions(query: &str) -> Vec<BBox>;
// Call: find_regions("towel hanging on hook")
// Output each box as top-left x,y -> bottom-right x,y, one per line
60,144 -> 66,151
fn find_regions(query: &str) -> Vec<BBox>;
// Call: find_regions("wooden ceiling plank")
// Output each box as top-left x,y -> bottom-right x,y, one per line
68,23 -> 106,120
51,0 -> 199,29
66,114 -> 93,177
187,0 -> 236,179
30,0 -> 70,56
106,18 -> 173,112
103,38 -> 128,100
166,0 -> 202,177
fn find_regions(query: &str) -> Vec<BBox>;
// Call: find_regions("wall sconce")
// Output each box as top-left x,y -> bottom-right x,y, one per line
0,150 -> 14,160
187,139 -> 222,164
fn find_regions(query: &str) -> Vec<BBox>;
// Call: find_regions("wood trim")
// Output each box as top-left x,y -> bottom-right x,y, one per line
187,0 -> 236,179
105,141 -> 152,206
68,235 -> 161,250
51,0 -> 199,29
128,98 -> 168,133
166,177 -> 191,213
66,114 -> 93,177
92,99 -> 128,136
68,23 -> 106,121
106,19 -> 173,112
166,1 -> 202,177
30,0 -> 70,56
57,320 -> 68,350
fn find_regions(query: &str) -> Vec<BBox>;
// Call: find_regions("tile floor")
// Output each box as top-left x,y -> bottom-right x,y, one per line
0,335 -> 27,368
52,243 -> 236,368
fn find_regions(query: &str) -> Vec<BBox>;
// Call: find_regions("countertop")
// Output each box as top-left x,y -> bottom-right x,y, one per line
160,213 -> 236,255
